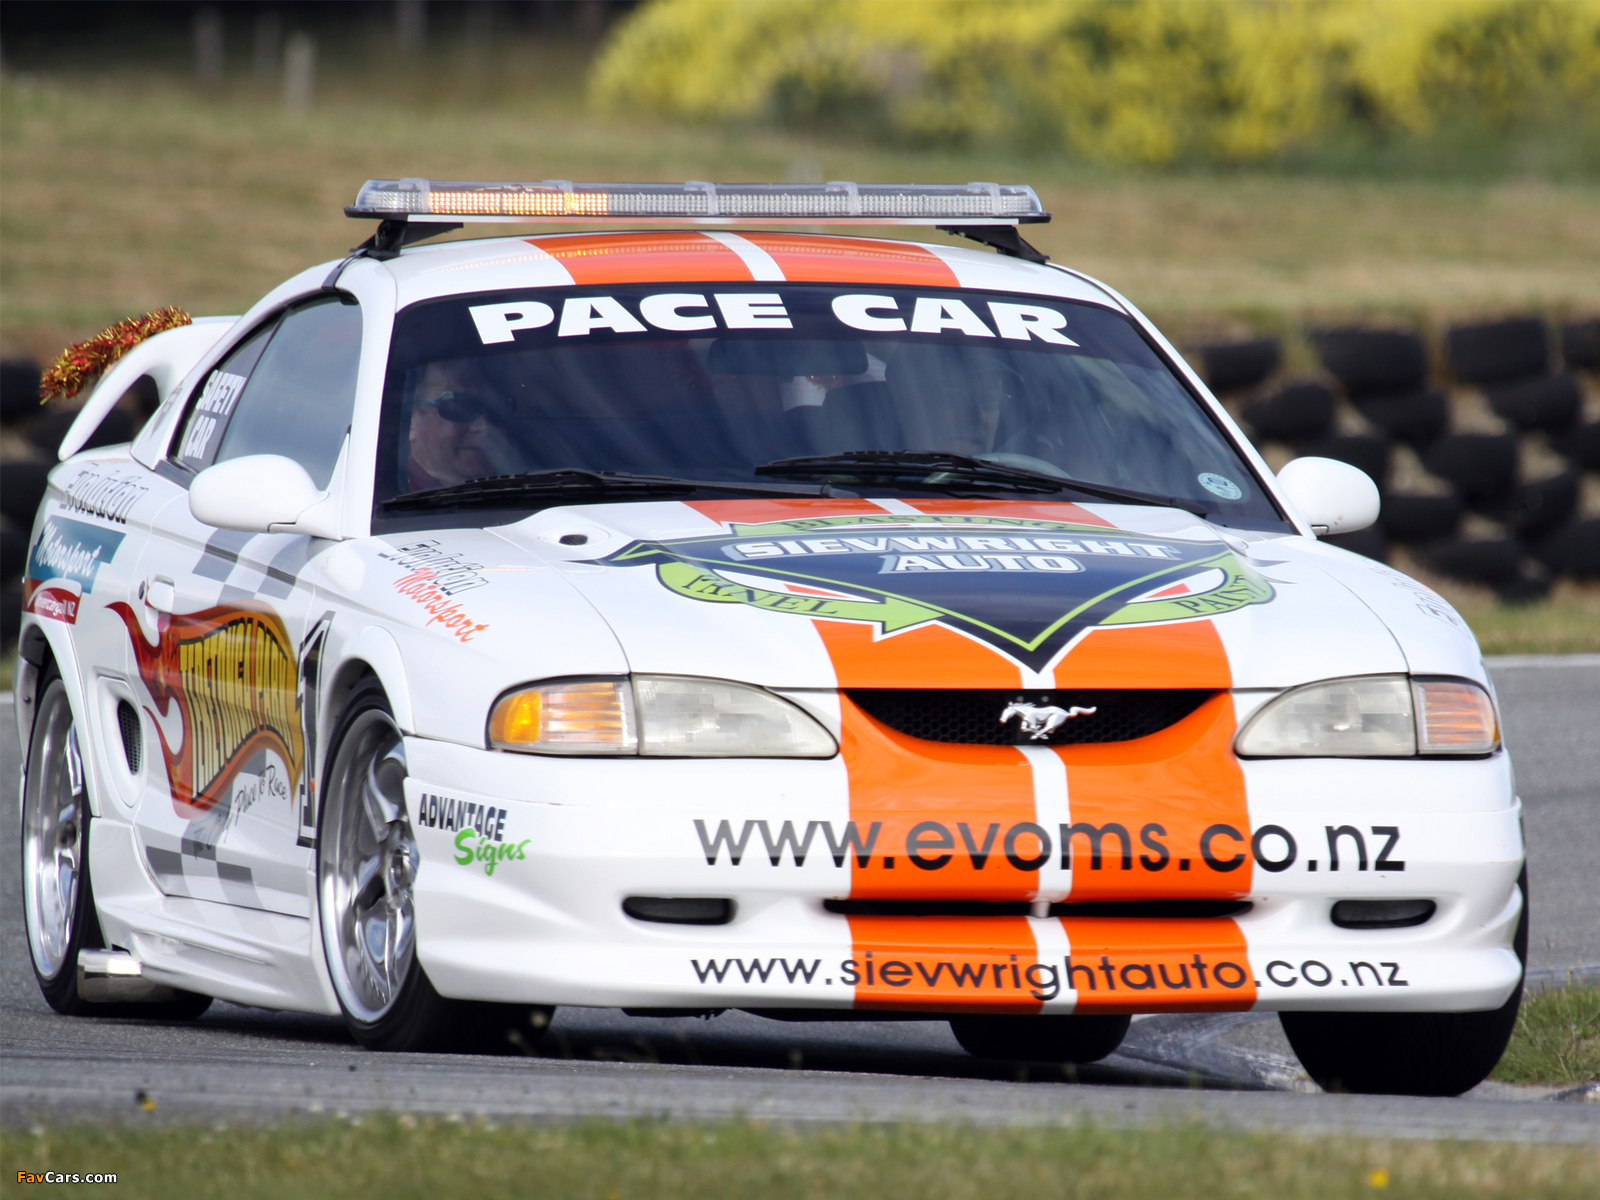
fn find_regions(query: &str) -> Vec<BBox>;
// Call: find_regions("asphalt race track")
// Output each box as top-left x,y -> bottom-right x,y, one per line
3,657 -> 1597,1142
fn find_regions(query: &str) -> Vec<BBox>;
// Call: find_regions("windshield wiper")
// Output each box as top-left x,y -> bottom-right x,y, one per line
753,452 -> 1207,515
383,469 -> 852,513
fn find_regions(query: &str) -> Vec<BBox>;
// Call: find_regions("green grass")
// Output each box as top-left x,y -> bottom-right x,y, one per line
1448,585 -> 1600,657
1493,984 -> 1600,1087
4,1118 -> 1598,1200
2,42 -> 1599,364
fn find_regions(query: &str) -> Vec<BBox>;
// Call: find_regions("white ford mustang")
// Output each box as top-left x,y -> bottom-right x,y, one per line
17,180 -> 1523,1096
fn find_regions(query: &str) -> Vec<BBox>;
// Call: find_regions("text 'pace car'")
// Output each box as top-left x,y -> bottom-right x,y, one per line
18,179 -> 1522,1096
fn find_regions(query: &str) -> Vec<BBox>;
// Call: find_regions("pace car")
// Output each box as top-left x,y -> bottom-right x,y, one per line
18,180 -> 1523,1095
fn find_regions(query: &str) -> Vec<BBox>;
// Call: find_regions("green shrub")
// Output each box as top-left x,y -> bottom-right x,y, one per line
591,0 -> 1600,165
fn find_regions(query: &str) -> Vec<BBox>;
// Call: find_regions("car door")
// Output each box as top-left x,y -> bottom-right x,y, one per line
125,295 -> 363,918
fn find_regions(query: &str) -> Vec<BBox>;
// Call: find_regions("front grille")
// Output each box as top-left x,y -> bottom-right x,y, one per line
825,899 -> 1251,919
847,688 -> 1216,745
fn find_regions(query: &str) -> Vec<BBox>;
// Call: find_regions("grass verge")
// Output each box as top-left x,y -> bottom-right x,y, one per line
1493,983 -> 1600,1087
3,53 -> 1599,364
5,1118 -> 1599,1199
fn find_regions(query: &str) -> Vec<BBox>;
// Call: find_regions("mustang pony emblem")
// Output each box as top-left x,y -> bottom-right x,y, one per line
999,698 -> 1097,740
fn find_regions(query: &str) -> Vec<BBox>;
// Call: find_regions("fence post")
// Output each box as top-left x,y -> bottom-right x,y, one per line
254,11 -> 283,81
397,0 -> 427,54
283,33 -> 316,113
193,7 -> 224,89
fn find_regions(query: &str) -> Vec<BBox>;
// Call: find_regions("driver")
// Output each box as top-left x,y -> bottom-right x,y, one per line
405,358 -> 517,491
933,355 -> 1023,457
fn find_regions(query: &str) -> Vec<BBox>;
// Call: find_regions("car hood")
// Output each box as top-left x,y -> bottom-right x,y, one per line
476,498 -> 1428,691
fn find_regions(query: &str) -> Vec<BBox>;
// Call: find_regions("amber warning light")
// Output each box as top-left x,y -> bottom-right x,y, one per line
347,178 -> 1048,225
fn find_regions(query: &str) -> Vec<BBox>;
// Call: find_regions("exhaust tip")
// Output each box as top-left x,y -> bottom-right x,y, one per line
78,950 -> 178,1004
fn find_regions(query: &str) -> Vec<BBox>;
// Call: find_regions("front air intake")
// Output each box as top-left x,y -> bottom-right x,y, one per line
623,897 -> 735,926
825,899 -> 1252,919
1330,899 -> 1436,929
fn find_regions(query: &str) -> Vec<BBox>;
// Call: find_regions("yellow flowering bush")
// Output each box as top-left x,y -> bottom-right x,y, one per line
591,0 -> 1600,165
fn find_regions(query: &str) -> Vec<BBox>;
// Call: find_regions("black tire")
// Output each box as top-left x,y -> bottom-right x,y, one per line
1492,572 -> 1551,604
1531,518 -> 1600,580
1200,338 -> 1282,395
1447,317 -> 1549,384
1486,374 -> 1582,433
1280,869 -> 1528,1097
2,526 -> 26,580
1,579 -> 21,652
950,1013 -> 1130,1064
0,460 -> 51,526
22,668 -> 211,1020
1424,537 -> 1526,585
1499,472 -> 1580,539
316,677 -> 552,1054
0,358 -> 40,424
26,407 -> 135,456
1312,329 -> 1428,396
1421,433 -> 1519,501
1552,421 -> 1600,472
1352,389 -> 1450,446
1321,526 -> 1389,562
1380,493 -> 1463,544
1241,383 -> 1336,443
1562,319 -> 1600,371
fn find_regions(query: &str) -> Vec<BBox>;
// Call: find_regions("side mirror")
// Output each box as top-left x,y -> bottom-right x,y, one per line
190,454 -> 333,536
1275,456 -> 1380,536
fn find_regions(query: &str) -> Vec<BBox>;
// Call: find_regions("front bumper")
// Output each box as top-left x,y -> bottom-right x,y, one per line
402,730 -> 1523,1016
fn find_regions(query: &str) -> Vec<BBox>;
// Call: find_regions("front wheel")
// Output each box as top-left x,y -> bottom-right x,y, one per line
1280,870 -> 1528,1096
317,680 -> 550,1053
950,1013 -> 1131,1063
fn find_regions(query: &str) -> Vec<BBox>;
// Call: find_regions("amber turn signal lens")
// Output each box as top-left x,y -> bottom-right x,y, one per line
1413,680 -> 1499,754
489,679 -> 636,754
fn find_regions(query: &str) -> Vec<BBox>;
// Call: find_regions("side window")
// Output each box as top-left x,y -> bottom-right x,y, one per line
212,297 -> 364,489
173,320 -> 277,472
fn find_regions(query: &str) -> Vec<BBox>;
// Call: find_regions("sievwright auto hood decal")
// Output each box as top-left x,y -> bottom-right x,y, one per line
589,509 -> 1274,674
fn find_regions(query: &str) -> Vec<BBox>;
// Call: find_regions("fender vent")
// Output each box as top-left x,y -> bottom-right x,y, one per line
825,899 -> 1252,919
846,689 -> 1217,745
116,700 -> 142,773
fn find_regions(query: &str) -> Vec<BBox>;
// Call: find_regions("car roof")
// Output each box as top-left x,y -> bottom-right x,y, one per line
378,230 -> 1128,313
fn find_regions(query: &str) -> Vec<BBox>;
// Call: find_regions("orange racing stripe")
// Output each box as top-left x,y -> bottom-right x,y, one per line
1053,689 -> 1251,902
848,915 -> 1041,1013
1051,618 -> 1233,690
839,694 -> 1037,901
530,232 -> 754,285
1059,917 -> 1255,1013
743,234 -> 958,287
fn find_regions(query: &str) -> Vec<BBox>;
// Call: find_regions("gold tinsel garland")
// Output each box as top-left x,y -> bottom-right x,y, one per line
39,307 -> 192,403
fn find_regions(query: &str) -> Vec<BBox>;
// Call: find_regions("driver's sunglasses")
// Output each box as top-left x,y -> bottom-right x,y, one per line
423,391 -> 506,424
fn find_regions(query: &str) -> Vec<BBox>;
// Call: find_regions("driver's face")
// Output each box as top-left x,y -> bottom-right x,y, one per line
409,361 -> 497,487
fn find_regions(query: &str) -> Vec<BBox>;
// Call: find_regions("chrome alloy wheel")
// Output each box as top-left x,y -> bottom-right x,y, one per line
22,681 -> 87,981
319,709 -> 421,1024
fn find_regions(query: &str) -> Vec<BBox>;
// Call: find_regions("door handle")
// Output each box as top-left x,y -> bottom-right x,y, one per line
143,576 -> 176,614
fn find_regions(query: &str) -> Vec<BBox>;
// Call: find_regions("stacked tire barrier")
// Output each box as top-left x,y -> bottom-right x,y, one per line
1200,316 -> 1600,600
0,360 -> 156,650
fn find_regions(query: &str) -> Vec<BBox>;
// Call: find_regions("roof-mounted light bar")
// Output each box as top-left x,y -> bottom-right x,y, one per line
346,178 -> 1048,226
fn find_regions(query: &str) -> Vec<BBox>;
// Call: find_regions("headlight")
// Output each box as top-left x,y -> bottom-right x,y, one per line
1235,675 -> 1498,758
489,676 -> 837,758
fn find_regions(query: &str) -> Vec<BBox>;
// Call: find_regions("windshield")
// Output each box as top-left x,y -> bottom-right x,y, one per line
376,283 -> 1284,529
